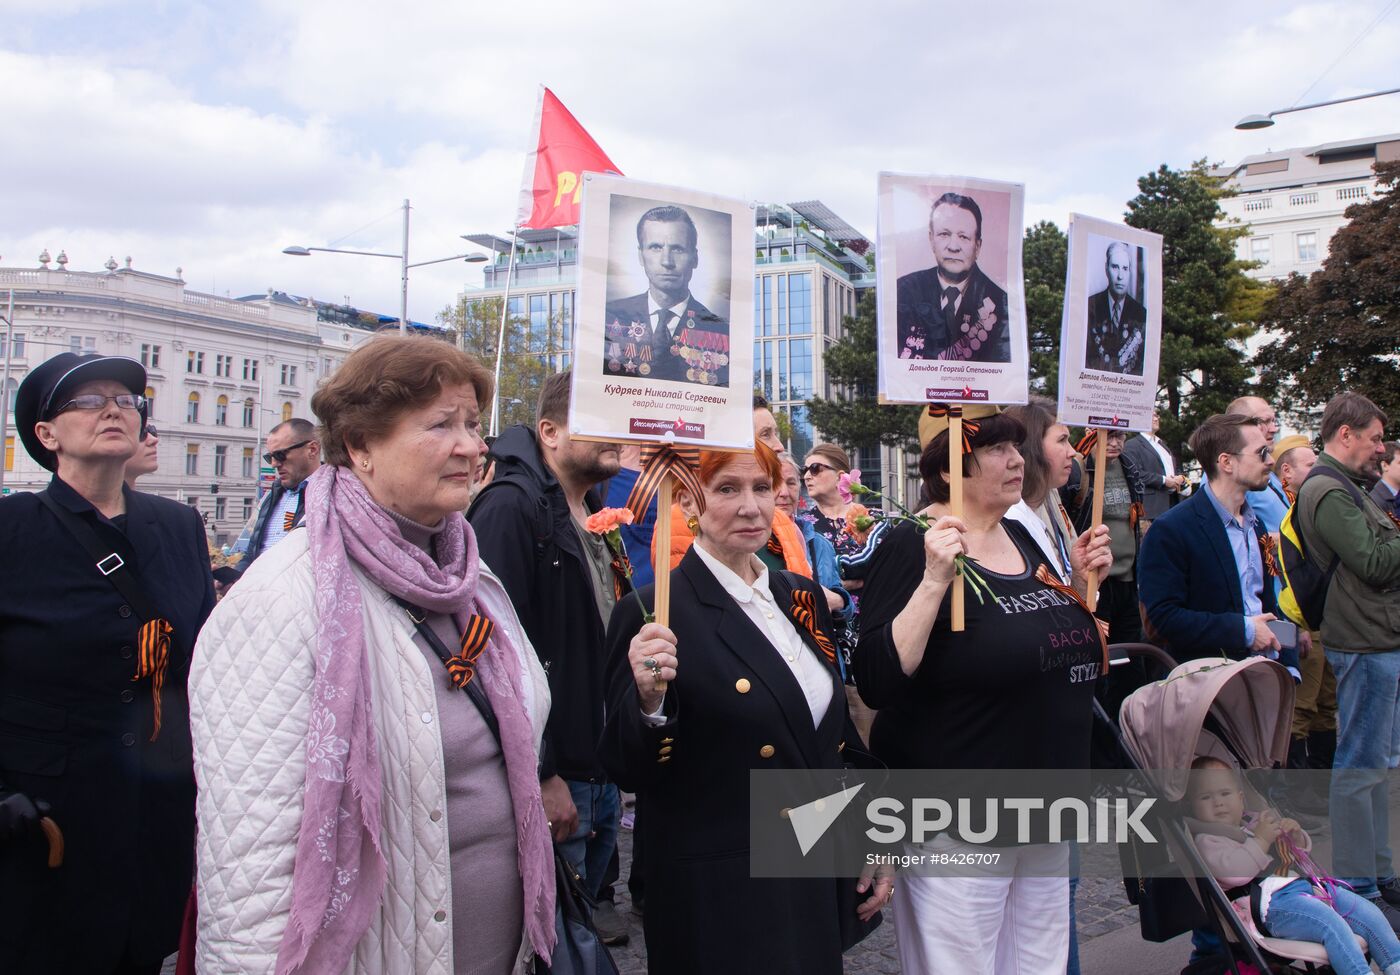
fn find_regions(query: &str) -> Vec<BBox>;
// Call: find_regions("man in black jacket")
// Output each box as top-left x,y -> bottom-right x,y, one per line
236,417 -> 320,573
1122,412 -> 1187,526
468,371 -> 627,913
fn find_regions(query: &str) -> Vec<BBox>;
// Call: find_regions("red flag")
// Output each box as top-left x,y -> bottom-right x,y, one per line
516,87 -> 623,230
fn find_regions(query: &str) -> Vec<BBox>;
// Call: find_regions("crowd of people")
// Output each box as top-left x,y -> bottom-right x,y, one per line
0,337 -> 1397,975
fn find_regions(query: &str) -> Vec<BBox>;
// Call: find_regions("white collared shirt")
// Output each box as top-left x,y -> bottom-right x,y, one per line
646,294 -> 690,338
1143,433 -> 1177,478
644,542 -> 835,728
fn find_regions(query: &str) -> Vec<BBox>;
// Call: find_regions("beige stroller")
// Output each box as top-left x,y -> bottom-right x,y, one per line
1115,653 -> 1367,973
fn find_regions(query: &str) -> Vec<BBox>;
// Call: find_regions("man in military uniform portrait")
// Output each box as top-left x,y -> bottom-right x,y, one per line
603,204 -> 730,387
895,191 -> 1011,363
1084,240 -> 1147,376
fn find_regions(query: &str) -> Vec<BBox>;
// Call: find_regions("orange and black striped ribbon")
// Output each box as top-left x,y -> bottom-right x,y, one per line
609,552 -> 632,601
134,618 -> 173,741
1129,501 -> 1145,532
446,615 -> 495,688
283,510 -> 297,532
1075,430 -> 1099,457
625,444 -> 704,521
788,588 -> 838,666
1034,564 -> 1110,675
926,404 -> 979,453
766,534 -> 785,559
1258,531 -> 1281,579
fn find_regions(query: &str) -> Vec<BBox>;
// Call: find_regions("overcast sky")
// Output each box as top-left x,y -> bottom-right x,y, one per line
5,0 -> 1399,324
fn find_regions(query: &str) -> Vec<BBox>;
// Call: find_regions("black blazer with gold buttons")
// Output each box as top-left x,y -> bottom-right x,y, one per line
0,475 -> 215,973
600,546 -> 869,975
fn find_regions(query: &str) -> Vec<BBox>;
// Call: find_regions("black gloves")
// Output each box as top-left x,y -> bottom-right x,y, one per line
0,789 -> 49,843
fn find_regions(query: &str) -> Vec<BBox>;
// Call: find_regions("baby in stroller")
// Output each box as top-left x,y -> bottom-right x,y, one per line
1191,756 -> 1400,975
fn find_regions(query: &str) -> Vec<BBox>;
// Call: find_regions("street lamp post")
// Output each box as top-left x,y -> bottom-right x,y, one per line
283,199 -> 488,334
1235,86 -> 1400,129
0,289 -> 15,493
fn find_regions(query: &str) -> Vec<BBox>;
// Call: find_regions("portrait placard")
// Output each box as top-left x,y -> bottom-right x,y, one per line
571,173 -> 755,449
1057,215 -> 1163,431
876,172 -> 1028,405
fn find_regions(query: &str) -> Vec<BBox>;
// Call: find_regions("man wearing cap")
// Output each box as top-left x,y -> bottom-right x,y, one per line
0,353 -> 215,973
237,417 -> 320,572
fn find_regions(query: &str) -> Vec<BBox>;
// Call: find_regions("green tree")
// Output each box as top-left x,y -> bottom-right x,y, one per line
1023,220 -> 1068,397
1254,159 -> 1400,426
1123,160 -> 1270,459
438,296 -> 552,430
805,290 -> 923,455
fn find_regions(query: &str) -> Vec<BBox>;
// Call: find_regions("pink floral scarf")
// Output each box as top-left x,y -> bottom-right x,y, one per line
277,464 -> 555,973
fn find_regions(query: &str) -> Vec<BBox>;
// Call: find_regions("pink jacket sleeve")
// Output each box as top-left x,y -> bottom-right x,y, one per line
1195,833 -> 1274,889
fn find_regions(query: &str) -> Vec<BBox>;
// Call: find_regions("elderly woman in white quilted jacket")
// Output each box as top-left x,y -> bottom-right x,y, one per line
190,336 -> 555,975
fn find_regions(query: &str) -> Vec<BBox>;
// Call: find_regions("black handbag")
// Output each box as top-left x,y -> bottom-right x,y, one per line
395,602 -> 619,975
1121,832 -> 1207,942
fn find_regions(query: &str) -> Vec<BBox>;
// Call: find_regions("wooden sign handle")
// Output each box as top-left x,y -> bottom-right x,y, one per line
653,475 -> 673,629
1085,433 -> 1109,612
949,414 -> 965,632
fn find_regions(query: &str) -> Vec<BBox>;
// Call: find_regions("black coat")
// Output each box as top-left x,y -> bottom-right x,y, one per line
603,291 -> 730,386
238,478 -> 305,571
894,264 -> 1011,363
1084,289 -> 1147,376
0,476 -> 215,973
1121,434 -> 1179,521
600,549 -> 876,974
468,424 -> 625,782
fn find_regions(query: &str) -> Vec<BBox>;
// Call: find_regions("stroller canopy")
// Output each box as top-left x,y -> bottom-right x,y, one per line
1119,657 -> 1295,802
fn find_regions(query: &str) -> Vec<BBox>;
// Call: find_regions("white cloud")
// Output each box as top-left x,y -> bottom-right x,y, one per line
6,0 -> 1400,323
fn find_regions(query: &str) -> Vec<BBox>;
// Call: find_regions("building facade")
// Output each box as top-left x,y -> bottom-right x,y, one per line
1218,133 -> 1399,280
462,200 -> 877,472
0,259 -> 377,546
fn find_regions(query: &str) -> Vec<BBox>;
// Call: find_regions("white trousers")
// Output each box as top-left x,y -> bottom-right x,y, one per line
893,839 -> 1070,975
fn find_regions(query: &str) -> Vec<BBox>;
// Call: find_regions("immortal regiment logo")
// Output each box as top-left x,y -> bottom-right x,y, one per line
749,768 -> 1364,880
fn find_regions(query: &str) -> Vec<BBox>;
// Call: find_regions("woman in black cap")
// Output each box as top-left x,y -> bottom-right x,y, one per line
0,353 -> 215,974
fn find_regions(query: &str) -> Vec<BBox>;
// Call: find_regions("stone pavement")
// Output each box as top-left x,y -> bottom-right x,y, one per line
599,827 -> 1155,975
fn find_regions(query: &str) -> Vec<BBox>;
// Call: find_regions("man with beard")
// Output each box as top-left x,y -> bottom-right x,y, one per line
895,192 -> 1011,363
1084,241 -> 1147,375
1138,413 -> 1286,663
468,369 -> 631,943
604,205 -> 729,387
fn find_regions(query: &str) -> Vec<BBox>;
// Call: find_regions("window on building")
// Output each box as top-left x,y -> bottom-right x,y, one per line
242,447 -> 254,479
242,398 -> 254,427
187,350 -> 204,374
528,295 -> 548,354
789,273 -> 812,336
4,435 -> 12,472
185,443 -> 199,476
69,335 -> 96,355
1249,237 -> 1272,265
140,343 -> 161,369
789,338 -> 813,400
242,358 -> 259,381
281,402 -> 293,422
1296,231 -> 1318,263
788,405 -> 814,462
242,496 -> 253,521
280,364 -> 297,386
776,274 -> 788,336
4,377 -> 17,415
215,354 -> 233,378
321,356 -> 333,377
215,395 -> 229,426
215,496 -> 226,521
144,386 -> 155,421
762,276 -> 773,337
214,444 -> 227,477
186,392 -> 200,423
0,333 -> 25,359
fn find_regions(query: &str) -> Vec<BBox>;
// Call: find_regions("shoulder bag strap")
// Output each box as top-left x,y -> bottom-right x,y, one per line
36,490 -> 161,623
392,597 -> 501,747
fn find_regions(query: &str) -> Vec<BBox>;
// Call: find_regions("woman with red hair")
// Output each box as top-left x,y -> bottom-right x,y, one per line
599,443 -> 889,974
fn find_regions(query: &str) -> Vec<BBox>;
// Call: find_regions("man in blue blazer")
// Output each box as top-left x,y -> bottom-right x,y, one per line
1138,413 -> 1298,672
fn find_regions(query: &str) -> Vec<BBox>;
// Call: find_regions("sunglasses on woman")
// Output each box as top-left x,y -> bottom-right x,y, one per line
53,393 -> 146,415
801,462 -> 835,477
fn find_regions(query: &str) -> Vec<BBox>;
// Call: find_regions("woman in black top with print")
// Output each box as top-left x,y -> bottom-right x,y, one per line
853,408 -> 1111,975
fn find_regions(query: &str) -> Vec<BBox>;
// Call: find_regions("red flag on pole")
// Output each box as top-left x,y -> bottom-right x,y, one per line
516,87 -> 623,230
